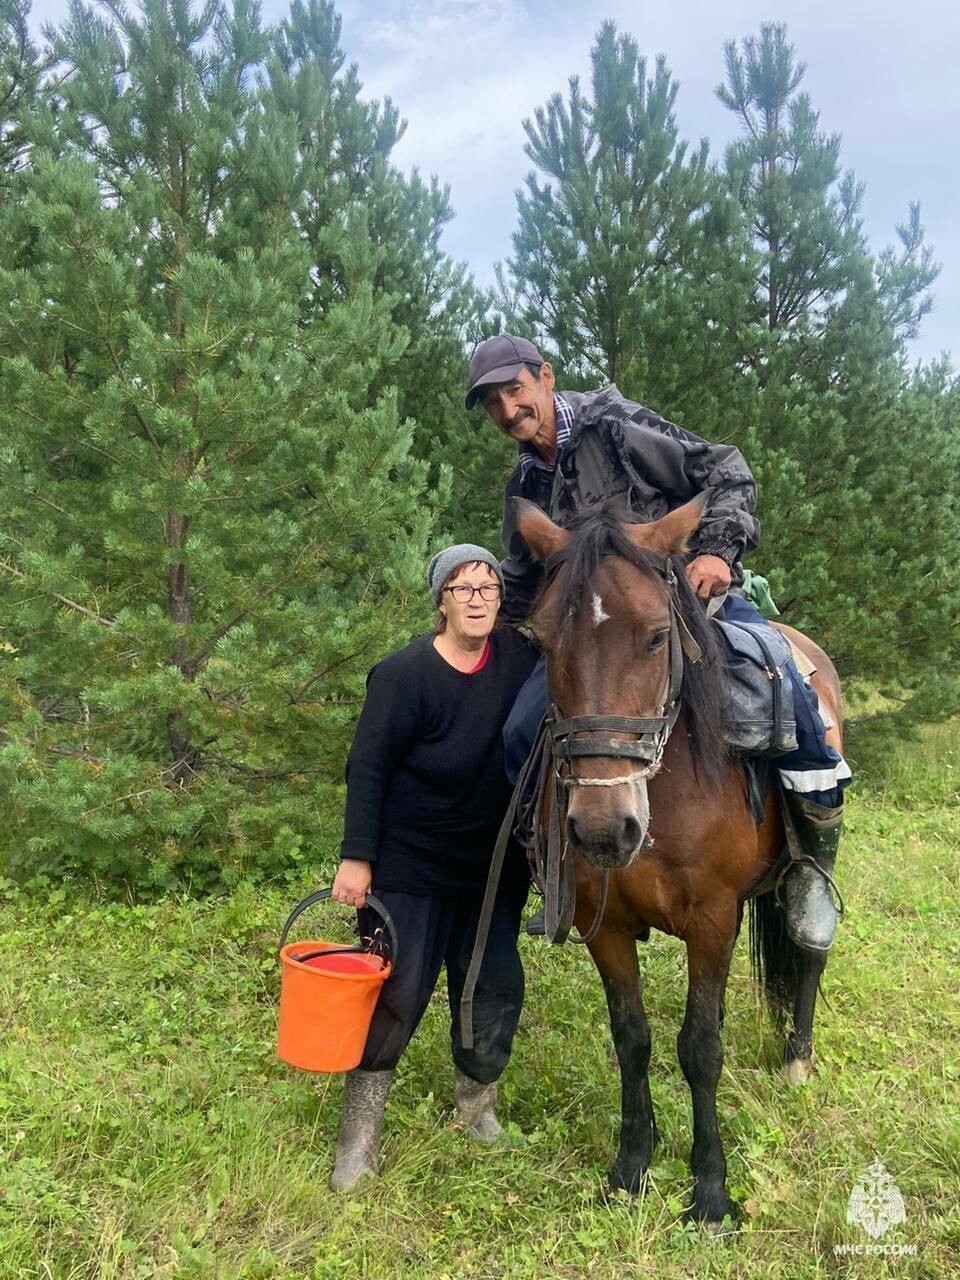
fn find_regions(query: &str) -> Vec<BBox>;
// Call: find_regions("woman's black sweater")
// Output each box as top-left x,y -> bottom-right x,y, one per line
340,628 -> 538,895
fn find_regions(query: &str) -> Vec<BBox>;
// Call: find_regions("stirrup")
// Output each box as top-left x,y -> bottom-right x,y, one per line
783,857 -> 841,954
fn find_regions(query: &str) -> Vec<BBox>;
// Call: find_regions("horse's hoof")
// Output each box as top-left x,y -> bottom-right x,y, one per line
684,1193 -> 738,1229
606,1164 -> 646,1197
783,1055 -> 815,1086
704,1218 -> 735,1237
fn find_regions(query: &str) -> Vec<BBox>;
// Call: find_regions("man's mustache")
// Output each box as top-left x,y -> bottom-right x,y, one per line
505,410 -> 532,430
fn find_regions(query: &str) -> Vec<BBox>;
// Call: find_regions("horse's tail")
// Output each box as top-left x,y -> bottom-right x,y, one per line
748,888 -> 805,1024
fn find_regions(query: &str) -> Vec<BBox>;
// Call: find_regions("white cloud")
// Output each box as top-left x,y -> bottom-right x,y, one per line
359,0 -> 523,64
340,0 -> 592,276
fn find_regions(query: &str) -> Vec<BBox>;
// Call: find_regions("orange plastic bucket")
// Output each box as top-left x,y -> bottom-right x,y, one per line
276,889 -> 398,1073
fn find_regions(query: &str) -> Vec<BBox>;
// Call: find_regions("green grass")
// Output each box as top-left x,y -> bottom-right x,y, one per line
2,730 -> 959,1278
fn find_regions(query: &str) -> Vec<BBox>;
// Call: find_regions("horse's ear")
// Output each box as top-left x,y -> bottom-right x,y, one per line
624,492 -> 709,558
513,498 -> 569,563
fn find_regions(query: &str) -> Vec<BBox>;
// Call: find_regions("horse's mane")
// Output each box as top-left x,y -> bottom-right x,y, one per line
541,502 -> 730,789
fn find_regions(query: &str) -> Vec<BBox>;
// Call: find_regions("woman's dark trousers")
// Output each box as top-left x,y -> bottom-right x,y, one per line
357,879 -> 526,1084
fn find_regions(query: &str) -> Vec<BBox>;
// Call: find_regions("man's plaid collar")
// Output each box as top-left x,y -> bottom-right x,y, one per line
518,393 -> 573,481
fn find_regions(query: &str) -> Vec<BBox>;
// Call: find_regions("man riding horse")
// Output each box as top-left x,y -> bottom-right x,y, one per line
465,334 -> 851,955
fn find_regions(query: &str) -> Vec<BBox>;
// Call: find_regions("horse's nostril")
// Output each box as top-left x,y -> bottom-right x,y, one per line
619,813 -> 643,855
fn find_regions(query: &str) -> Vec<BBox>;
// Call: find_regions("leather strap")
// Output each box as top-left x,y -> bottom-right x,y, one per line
459,766 -> 527,1051
553,715 -> 668,735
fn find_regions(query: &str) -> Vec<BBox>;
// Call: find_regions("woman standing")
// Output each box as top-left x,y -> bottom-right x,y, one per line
329,544 -> 538,1191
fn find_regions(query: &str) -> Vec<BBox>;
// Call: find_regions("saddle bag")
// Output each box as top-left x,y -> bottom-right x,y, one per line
715,619 -> 798,756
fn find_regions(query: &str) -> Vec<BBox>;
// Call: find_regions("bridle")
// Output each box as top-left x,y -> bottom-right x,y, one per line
460,537 -> 704,1047
514,542 -> 702,947
543,543 -> 701,791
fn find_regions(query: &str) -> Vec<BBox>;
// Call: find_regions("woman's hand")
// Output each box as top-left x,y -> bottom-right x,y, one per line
332,858 -> 373,909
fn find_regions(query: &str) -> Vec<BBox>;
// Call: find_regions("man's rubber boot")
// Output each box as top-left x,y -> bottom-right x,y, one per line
454,1068 -> 502,1142
525,908 -> 546,937
330,1068 -> 394,1191
783,794 -> 843,955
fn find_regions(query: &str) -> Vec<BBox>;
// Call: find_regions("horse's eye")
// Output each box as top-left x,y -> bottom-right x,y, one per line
648,630 -> 669,653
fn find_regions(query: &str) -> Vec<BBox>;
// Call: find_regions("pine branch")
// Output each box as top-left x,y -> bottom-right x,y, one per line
289,638 -> 379,705
0,561 -> 115,626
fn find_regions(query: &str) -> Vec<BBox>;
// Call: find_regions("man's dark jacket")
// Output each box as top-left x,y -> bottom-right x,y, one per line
500,384 -> 760,623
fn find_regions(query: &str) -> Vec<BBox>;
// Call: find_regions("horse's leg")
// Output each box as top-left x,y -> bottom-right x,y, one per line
590,926 -> 658,1194
677,907 -> 738,1225
783,948 -> 827,1084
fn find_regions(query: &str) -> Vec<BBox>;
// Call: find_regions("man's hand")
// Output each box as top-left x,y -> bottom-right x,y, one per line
331,859 -> 372,909
685,554 -> 732,600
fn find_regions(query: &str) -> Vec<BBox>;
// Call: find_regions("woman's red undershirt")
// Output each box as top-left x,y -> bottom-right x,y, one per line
468,639 -> 490,673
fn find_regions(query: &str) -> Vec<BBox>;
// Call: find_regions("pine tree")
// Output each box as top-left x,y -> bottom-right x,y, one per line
716,23 -> 959,742
263,0 -> 502,547
502,21 -> 758,438
718,24 -> 864,347
503,18 -> 957,743
0,0 -> 446,890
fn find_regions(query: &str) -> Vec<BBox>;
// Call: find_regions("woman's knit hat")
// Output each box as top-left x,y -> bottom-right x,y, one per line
427,543 -> 505,605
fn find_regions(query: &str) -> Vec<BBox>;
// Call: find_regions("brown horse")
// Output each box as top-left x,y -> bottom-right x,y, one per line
515,495 -> 844,1226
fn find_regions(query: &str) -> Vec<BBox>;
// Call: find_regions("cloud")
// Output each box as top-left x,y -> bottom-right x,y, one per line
341,1 -> 591,267
346,0 -> 558,149
359,0 -> 523,66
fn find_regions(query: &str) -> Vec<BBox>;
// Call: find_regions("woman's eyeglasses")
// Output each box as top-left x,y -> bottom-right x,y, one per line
443,583 -> 502,603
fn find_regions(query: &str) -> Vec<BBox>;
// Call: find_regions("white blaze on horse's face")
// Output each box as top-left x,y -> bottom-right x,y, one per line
591,592 -> 611,627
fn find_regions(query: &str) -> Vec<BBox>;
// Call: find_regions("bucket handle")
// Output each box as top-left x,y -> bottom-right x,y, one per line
278,888 -> 399,971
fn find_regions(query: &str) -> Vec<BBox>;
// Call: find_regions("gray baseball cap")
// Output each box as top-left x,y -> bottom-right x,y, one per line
465,334 -> 544,409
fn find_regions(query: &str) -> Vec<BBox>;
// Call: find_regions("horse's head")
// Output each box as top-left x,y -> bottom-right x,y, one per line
517,494 -> 719,869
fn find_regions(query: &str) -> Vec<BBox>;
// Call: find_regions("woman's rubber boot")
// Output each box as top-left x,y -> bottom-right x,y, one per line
330,1068 -> 394,1191
454,1068 -> 502,1142
783,795 -> 843,955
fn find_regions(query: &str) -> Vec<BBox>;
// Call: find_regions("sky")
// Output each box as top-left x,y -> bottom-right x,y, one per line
27,0 -> 960,365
